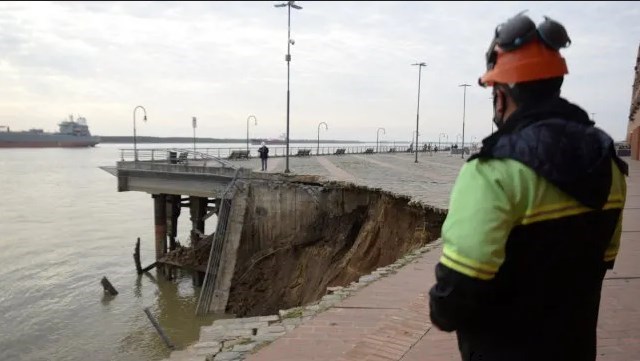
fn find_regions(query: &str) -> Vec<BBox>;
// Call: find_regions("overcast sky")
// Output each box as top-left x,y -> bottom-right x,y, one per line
1,1 -> 638,142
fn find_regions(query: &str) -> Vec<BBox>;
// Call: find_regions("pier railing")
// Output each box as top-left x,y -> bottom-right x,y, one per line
120,148 -> 234,167
119,143 -> 477,162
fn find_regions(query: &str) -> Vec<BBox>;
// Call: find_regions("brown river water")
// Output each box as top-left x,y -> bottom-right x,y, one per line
0,144 -> 235,361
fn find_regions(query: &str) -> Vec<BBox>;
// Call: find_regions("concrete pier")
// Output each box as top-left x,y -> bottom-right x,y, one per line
103,148 -> 464,300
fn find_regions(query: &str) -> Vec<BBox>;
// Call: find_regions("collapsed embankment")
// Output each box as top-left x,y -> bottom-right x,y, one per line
225,178 -> 446,317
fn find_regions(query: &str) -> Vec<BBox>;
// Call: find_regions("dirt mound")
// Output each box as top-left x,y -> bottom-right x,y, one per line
162,234 -> 213,269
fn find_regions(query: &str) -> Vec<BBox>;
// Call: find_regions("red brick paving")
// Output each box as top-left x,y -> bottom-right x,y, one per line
246,160 -> 640,361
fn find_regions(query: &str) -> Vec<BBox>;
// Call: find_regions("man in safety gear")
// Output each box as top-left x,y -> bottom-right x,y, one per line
429,12 -> 628,361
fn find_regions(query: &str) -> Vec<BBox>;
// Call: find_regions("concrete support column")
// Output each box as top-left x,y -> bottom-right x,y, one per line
189,196 -> 208,287
153,194 -> 167,261
166,195 -> 181,251
189,196 -> 207,246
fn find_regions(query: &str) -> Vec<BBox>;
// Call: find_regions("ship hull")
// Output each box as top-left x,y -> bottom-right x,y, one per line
0,132 -> 100,148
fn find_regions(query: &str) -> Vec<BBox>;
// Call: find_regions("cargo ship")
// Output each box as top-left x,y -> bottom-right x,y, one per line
251,133 -> 287,145
0,115 -> 101,148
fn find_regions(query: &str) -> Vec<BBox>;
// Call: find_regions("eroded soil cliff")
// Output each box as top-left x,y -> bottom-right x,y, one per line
226,181 -> 445,316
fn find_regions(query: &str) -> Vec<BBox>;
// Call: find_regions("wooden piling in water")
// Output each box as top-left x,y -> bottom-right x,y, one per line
101,277 -> 118,296
134,237 -> 158,274
140,262 -> 157,273
143,307 -> 175,350
133,237 -> 142,274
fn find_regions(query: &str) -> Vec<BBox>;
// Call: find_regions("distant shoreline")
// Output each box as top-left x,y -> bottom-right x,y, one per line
98,136 -> 365,144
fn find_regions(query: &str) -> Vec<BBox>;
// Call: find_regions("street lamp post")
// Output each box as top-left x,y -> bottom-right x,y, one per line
317,122 -> 328,155
246,115 -> 257,154
376,127 -> 386,153
438,133 -> 447,151
412,62 -> 427,163
591,112 -> 596,122
411,130 -> 417,152
275,0 -> 302,174
192,116 -> 197,154
133,105 -> 147,162
459,83 -> 471,159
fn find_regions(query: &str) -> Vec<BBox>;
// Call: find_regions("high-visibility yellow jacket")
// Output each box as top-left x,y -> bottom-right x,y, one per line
429,97 -> 628,361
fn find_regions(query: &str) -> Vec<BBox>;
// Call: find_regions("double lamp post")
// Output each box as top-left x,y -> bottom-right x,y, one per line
275,0 -> 302,173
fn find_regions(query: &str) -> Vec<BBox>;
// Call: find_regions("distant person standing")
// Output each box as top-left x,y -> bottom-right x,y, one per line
258,142 -> 269,171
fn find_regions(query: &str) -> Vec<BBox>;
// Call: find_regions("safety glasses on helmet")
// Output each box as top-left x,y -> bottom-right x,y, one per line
484,12 -> 571,72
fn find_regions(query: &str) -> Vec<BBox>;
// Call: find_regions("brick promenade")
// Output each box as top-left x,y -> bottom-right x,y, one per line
241,156 -> 640,361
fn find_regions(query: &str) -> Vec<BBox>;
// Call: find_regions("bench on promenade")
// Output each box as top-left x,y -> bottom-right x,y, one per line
334,148 -> 346,155
177,152 -> 189,164
387,147 -> 397,153
364,148 -> 374,154
228,150 -> 250,160
617,148 -> 631,157
450,148 -> 470,155
296,149 -> 312,156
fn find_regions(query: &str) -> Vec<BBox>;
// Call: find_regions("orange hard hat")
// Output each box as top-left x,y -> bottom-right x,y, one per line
479,13 -> 571,87
480,39 -> 568,86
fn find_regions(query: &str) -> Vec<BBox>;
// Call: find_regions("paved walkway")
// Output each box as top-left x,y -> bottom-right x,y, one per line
244,158 -> 640,361
316,156 -> 358,183
229,152 -> 464,209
